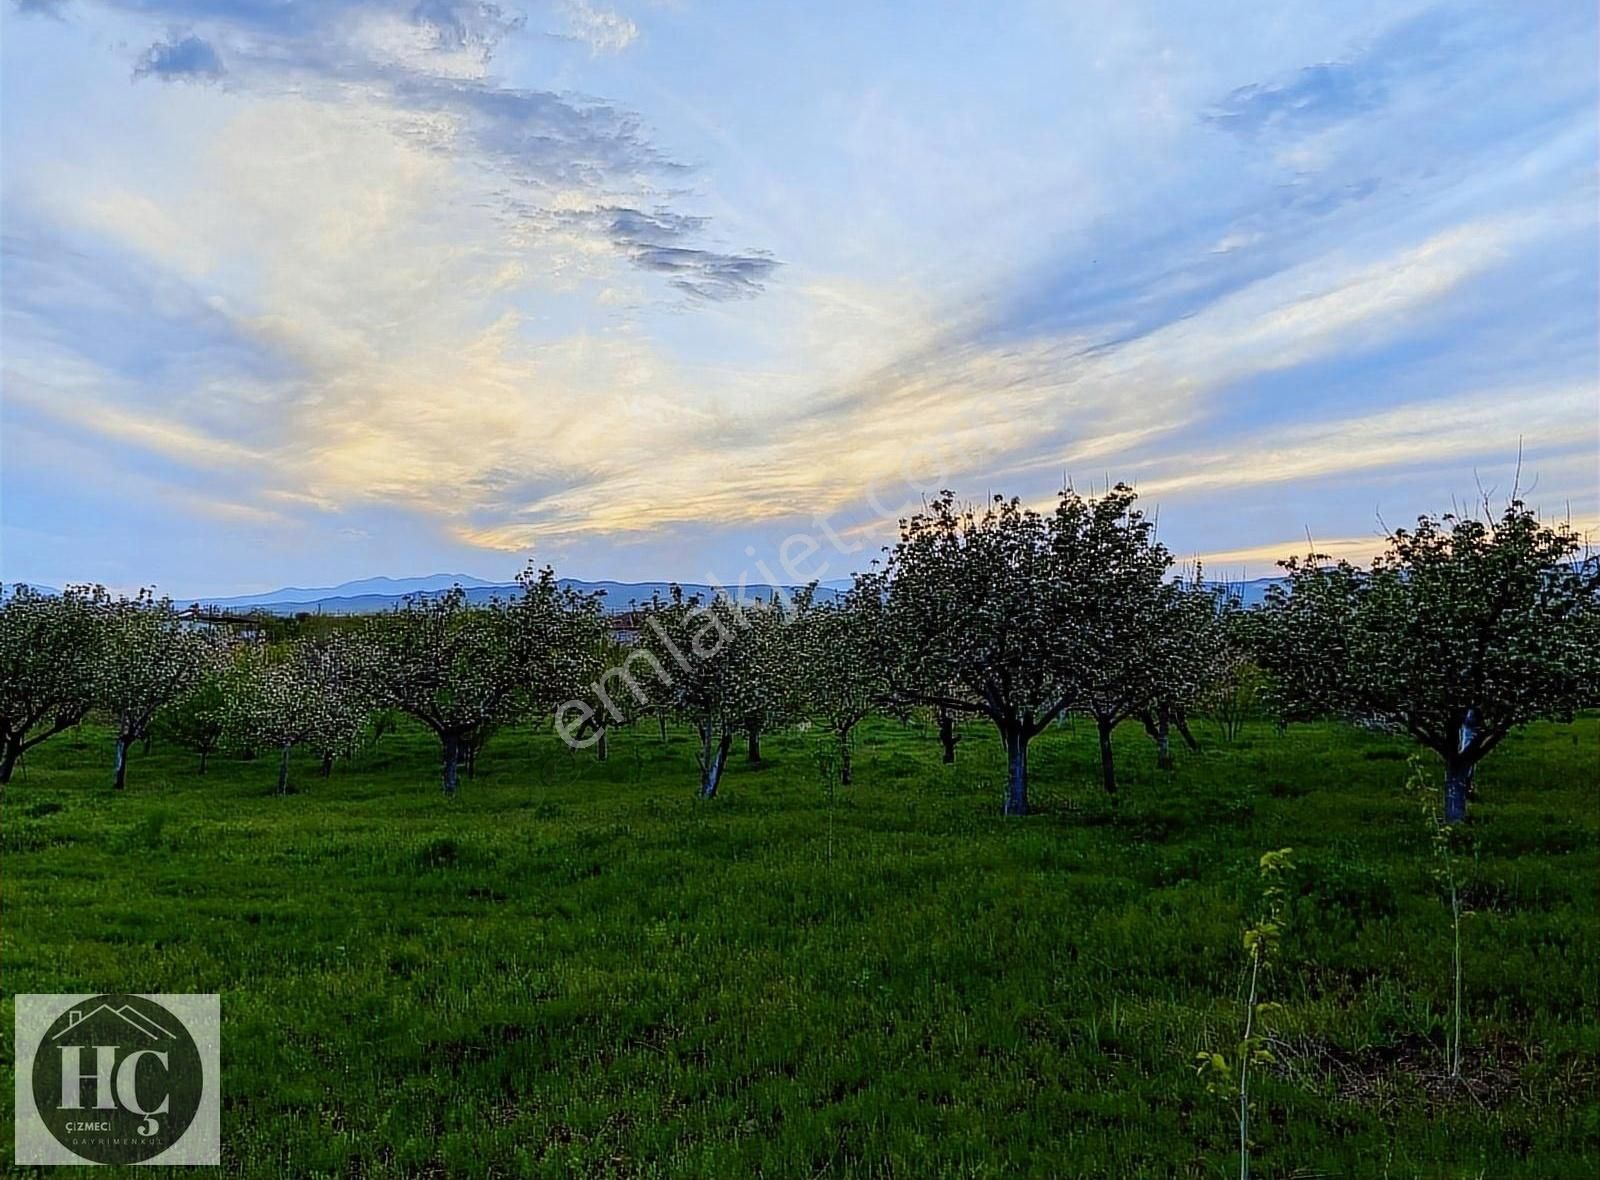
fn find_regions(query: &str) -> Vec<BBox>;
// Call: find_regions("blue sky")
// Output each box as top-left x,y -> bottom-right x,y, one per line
2,0 -> 1595,596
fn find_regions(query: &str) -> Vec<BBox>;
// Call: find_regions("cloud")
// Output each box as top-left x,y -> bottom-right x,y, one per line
17,0 -> 755,299
1202,9 -> 1464,138
560,0 -> 637,54
424,211 -> 1551,546
628,245 -> 778,301
944,213 -> 1537,488
1205,60 -> 1387,137
391,76 -> 675,189
407,0 -> 526,52
552,205 -> 778,300
1188,509 -> 1600,582
1191,534 -> 1391,576
1133,383 -> 1595,498
8,383 -> 264,473
14,178 -> 1575,559
133,32 -> 224,81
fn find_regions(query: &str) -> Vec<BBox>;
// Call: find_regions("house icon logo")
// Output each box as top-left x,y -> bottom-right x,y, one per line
14,993 -> 219,1166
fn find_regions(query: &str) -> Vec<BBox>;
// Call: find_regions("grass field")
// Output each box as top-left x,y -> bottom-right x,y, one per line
2,713 -> 1596,1178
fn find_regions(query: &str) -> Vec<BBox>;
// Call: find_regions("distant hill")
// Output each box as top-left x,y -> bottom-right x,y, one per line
196,574 -> 501,609
1208,577 -> 1282,608
182,575 -> 842,616
6,572 -> 1280,614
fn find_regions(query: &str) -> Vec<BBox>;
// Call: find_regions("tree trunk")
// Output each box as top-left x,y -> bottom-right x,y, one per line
746,722 -> 761,764
441,735 -> 461,795
596,728 -> 609,762
700,730 -> 733,799
113,735 -> 130,790
839,737 -> 853,786
1444,755 -> 1475,824
319,751 -> 333,778
1002,725 -> 1029,816
198,750 -> 208,775
938,711 -> 959,764
1444,708 -> 1482,823
1175,711 -> 1200,752
658,713 -> 668,743
276,741 -> 291,795
142,733 -> 153,755
1141,711 -> 1172,770
1097,716 -> 1117,796
0,738 -> 19,785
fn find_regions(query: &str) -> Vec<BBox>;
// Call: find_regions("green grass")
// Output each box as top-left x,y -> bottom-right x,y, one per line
3,713 -> 1597,1178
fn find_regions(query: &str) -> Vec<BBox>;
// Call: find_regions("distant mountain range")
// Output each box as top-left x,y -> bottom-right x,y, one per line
1217,577 -> 1280,607
191,574 -> 504,609
5,573 -> 1284,614
182,575 -> 852,616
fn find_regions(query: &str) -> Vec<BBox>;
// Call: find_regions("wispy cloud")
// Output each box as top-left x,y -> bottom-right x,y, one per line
1200,9 -> 1461,138
559,0 -> 637,54
133,31 -> 224,81
1190,534 -> 1392,577
1189,509 -> 1600,582
1134,383 -> 1594,498
12,0 -> 760,295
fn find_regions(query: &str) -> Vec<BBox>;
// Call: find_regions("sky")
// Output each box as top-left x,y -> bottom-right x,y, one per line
1,0 -> 1596,597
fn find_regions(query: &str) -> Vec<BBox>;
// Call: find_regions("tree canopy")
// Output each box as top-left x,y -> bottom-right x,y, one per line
0,584 -> 108,783
1257,501 -> 1600,820
361,566 -> 603,793
867,491 -> 1077,815
633,588 -> 795,798
96,590 -> 220,789
794,585 -> 889,785
1052,484 -> 1172,794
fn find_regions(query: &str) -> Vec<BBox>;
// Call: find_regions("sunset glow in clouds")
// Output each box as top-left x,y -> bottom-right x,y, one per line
2,1 -> 1596,594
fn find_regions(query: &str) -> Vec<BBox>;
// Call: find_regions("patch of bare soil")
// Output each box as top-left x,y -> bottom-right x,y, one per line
1265,1032 -> 1578,1112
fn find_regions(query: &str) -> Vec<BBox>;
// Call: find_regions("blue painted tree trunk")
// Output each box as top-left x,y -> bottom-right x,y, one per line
700,730 -> 733,798
1003,726 -> 1029,816
441,734 -> 461,795
1445,709 -> 1480,823
1444,758 -> 1474,823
